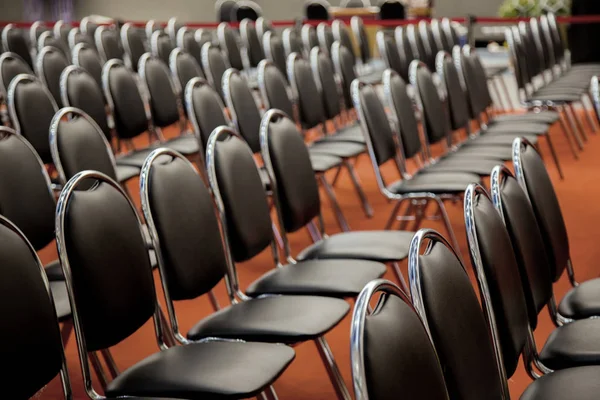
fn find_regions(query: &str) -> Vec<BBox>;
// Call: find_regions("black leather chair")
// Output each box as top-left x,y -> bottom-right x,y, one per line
513,138 -> 600,322
0,214 -> 72,399
72,42 -> 104,90
80,16 -> 99,39
305,0 -> 330,20
36,46 -> 70,107
1,24 -> 34,70
120,23 -> 146,73
145,20 -> 161,43
262,31 -> 287,78
352,80 -> 479,251
350,279 -> 449,400
95,26 -> 124,62
376,30 -> 409,83
68,27 -> 95,51
176,27 -> 203,69
37,31 -> 71,62
206,126 -> 386,399
316,22 -> 334,56
331,42 -> 357,111
331,20 -> 355,64
166,17 -> 183,46
217,23 -> 244,71
29,21 -> 49,52
350,17 -> 371,65
56,169 -> 296,399
0,52 -> 33,105
7,74 -> 58,165
393,25 -> 415,82
240,19 -> 264,69
430,18 -> 451,53
301,24 -> 319,56
465,182 -> 600,373
408,228 -> 600,400
150,30 -> 175,66
405,23 -> 433,71
169,48 -> 205,111
201,42 -> 229,101
282,27 -> 303,58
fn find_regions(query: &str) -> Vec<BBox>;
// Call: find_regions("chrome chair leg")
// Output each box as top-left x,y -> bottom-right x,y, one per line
265,385 -> 279,400
583,94 -> 599,133
384,201 -> 404,230
272,222 -> 285,250
306,221 -> 322,243
544,133 -> 564,180
396,200 -> 417,231
89,351 -> 109,389
319,175 -> 351,232
60,319 -> 73,346
314,336 -> 352,400
566,259 -> 579,287
343,160 -> 374,218
568,103 -> 588,142
563,106 -> 585,150
391,261 -> 409,293
208,290 -> 221,311
100,348 -> 120,379
558,114 -> 580,159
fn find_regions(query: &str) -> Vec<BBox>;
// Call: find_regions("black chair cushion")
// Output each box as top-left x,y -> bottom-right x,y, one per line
421,157 -> 500,176
115,146 -> 160,168
245,259 -> 387,298
491,111 -> 559,125
558,279 -> 600,319
539,318 -> 600,370
450,144 -> 513,161
296,230 -> 414,262
308,153 -> 342,172
483,122 -> 548,135
520,366 -> 600,400
105,340 -> 295,399
187,295 -> 349,343
467,133 -> 539,146
309,140 -> 365,158
116,164 -> 140,182
315,124 -> 366,144
108,65 -> 149,139
164,134 -> 200,155
387,171 -> 480,195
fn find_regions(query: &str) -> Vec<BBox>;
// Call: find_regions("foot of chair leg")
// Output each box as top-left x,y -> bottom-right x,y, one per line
314,337 -> 352,400
384,201 -> 404,230
208,290 -> 221,311
344,160 -> 374,218
100,348 -> 120,379
319,175 -> 351,232
89,352 -> 109,389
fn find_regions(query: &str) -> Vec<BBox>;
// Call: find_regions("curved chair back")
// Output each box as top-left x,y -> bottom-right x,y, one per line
240,19 -> 264,68
394,26 -> 415,81
459,48 -> 495,116
185,77 -> 231,151
54,20 -> 72,48
305,0 -> 330,20
351,17 -> 370,64
151,30 -> 175,66
216,0 -> 238,22
301,24 -> 319,54
287,53 -> 326,129
121,23 -> 146,72
342,0 -> 369,7
218,23 -> 244,70
591,76 -> 600,123
282,28 -> 303,57
7,74 -> 58,164
0,52 -> 33,100
68,27 -> 95,51
30,21 -> 49,51
379,0 -> 405,20
102,59 -> 149,140
37,46 -> 70,107
223,68 -> 262,153
61,66 -> 111,141
431,19 -> 450,52
419,20 -> 438,69
256,17 -> 274,40
2,24 -> 34,70
331,41 -> 356,109
170,48 -> 205,107
316,22 -> 334,55
351,279 -> 449,400
72,43 -> 104,91
95,26 -> 123,62
145,20 -> 161,42
167,17 -> 184,46
0,214 -> 70,399
258,60 -> 295,120
0,127 -> 56,250
406,24 -> 431,69
37,31 -> 71,62
80,17 -> 99,39
437,50 -> 470,131
177,27 -> 203,68
513,138 -> 570,282
376,31 -> 405,80
50,107 -> 118,186
201,42 -> 229,101
262,31 -> 287,77
332,20 -> 356,63
139,53 -> 181,129
310,47 -> 342,120
206,127 -> 275,263
195,29 -> 214,52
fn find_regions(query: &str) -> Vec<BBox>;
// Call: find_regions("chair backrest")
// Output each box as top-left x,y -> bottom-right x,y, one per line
139,53 -> 181,129
282,28 -> 303,57
263,31 -> 287,78
441,18 -> 460,54
102,59 -> 149,140
258,60 -> 295,120
490,166 -> 553,330
458,47 -> 493,118
419,20 -> 439,69
141,148 -> 229,315
464,184 -> 531,379
287,53 -> 326,129
216,0 -> 238,22
37,31 -> 71,62
409,60 -> 451,146
170,48 -> 205,107
185,77 -> 231,151
121,23 -> 146,72
513,138 -> 570,283
351,279 -> 449,400
437,50 -> 471,131
37,46 -> 70,107
301,24 -> 319,54
151,30 -> 175,66
218,23 -> 244,70
546,13 -> 564,64
332,20 -> 356,64
351,17 -> 370,63
529,17 -> 550,72
72,43 -> 104,91
379,0 -> 406,20
95,26 -> 123,62
240,19 -> 264,68
317,22 -> 335,56
431,19 -> 450,53
260,109 -> 321,233
376,30 -> 407,81
145,20 -> 161,42
2,25 -> 34,70
30,21 -> 49,48
382,69 -> 422,160
223,68 -> 263,153
61,65 -> 112,142
0,127 -> 56,251
310,47 -> 342,120
0,52 -> 33,100
68,27 -> 95,51
394,26 -> 415,81
167,17 -> 183,46
206,127 -> 275,263
256,17 -> 273,40
305,0 -> 331,20
539,15 -> 557,69
0,214 -> 70,399
234,1 -> 262,21
201,42 -> 229,101
80,17 -> 99,39
51,106 -> 117,183
408,230 -> 506,400
195,29 -> 214,54
331,41 -> 356,110
177,27 -> 203,68
54,20 -> 72,48
407,24 -> 432,69
8,74 -> 59,164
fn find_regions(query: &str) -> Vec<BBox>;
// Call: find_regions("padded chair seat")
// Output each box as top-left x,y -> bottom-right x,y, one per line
558,278 -> 600,319
423,157 -> 501,176
187,295 -> 350,343
164,134 -> 200,155
520,366 -> 600,400
529,92 -> 582,103
116,164 -> 141,182
296,230 -> 414,262
116,146 -> 160,168
539,318 -> 600,370
49,280 -> 71,321
387,171 -> 480,195
245,259 -> 387,298
309,140 -> 365,158
469,133 -> 539,146
316,124 -> 366,144
491,111 -> 559,125
450,144 -> 513,160
483,122 -> 548,136
105,340 -> 295,400
308,152 -> 342,173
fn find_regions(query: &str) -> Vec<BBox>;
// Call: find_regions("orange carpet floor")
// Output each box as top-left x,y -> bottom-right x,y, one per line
38,117 -> 600,399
